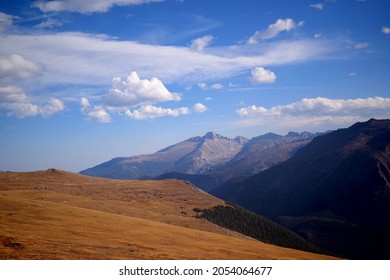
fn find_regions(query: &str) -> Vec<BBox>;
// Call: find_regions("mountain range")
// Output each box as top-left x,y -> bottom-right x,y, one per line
79,118 -> 390,259
212,119 -> 390,259
80,130 -> 318,190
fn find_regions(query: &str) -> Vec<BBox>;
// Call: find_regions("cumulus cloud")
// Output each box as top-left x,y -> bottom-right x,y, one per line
197,82 -> 224,90
0,54 -> 44,84
193,103 -> 208,113
236,97 -> 390,131
251,67 -> 276,83
190,35 -> 214,52
125,105 -> 190,120
104,71 -> 181,107
310,3 -> 325,10
39,98 -> 65,117
382,26 -> 390,34
80,97 -> 111,123
32,0 -> 163,14
248,18 -> 303,44
0,86 -> 64,118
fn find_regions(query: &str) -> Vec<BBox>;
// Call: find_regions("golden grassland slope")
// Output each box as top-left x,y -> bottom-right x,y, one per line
0,169 -> 337,260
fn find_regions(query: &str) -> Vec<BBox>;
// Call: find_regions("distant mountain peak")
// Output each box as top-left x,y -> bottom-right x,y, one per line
234,136 -> 249,145
202,131 -> 220,140
253,132 -> 281,140
286,132 -> 300,137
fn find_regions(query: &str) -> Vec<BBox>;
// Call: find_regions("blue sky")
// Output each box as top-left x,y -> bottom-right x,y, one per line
1,0 -> 389,172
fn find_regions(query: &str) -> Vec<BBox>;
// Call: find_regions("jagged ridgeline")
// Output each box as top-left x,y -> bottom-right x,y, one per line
195,204 -> 324,255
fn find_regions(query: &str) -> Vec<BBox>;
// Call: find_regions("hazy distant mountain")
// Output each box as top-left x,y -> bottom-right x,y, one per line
80,132 -> 248,179
212,119 -> 390,259
214,132 -> 319,182
80,130 -> 320,188
172,132 -> 248,174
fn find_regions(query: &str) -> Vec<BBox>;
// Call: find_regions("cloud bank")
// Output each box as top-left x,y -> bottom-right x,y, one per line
32,0 -> 163,14
0,32 -> 335,87
236,97 -> 390,132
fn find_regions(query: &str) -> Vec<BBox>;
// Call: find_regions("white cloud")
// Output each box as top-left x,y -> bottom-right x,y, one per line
251,67 -> 276,83
80,97 -> 111,123
348,72 -> 357,77
0,55 -> 63,118
32,0 -> 164,14
198,82 -> 224,90
382,26 -> 390,34
198,82 -> 208,90
193,103 -> 208,113
0,86 -> 64,118
0,54 -> 44,84
248,18 -> 301,44
125,105 -> 190,120
0,12 -> 16,33
236,97 -> 390,132
0,86 -> 28,103
80,97 -> 90,108
34,18 -> 64,29
355,42 -> 368,49
210,83 -> 224,90
103,71 -> 181,107
39,98 -> 65,117
314,33 -> 322,39
310,3 -> 325,10
190,35 -> 214,52
0,32 -> 336,87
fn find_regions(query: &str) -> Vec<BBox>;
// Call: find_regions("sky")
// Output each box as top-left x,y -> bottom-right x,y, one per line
0,0 -> 389,172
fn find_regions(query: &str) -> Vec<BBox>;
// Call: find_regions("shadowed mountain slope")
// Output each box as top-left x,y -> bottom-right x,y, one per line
212,119 -> 390,259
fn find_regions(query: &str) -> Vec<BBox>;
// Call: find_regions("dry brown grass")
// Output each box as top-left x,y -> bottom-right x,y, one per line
0,169 -> 338,260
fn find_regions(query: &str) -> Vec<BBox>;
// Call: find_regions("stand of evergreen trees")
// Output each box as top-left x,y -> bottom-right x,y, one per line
196,204 -> 324,255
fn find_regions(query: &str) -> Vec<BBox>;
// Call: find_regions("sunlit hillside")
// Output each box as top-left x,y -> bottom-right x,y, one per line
0,169 -> 337,260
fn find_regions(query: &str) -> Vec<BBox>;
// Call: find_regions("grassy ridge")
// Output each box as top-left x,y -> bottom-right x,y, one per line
0,170 -> 337,260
